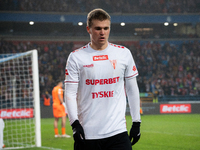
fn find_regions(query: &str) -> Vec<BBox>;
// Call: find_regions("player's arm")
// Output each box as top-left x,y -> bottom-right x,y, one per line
125,77 -> 141,122
64,83 -> 78,124
125,76 -> 141,145
65,52 -> 85,142
65,82 -> 85,142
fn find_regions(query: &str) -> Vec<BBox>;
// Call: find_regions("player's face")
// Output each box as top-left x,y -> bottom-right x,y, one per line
87,19 -> 110,50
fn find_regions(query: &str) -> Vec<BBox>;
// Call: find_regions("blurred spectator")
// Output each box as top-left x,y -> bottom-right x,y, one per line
43,91 -> 51,106
0,0 -> 200,14
0,39 -> 200,99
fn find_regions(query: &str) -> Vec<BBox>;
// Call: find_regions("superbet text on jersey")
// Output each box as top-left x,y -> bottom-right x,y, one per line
65,43 -> 138,139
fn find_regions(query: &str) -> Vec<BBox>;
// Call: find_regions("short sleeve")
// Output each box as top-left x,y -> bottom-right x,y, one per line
124,49 -> 138,78
65,53 -> 79,83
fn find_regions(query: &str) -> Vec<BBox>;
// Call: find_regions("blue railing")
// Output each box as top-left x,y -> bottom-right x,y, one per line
0,12 -> 199,24
158,95 -> 200,102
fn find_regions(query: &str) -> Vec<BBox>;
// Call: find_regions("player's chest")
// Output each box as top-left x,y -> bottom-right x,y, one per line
77,53 -> 127,78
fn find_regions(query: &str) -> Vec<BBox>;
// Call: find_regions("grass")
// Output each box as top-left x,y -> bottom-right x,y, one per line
6,114 -> 200,150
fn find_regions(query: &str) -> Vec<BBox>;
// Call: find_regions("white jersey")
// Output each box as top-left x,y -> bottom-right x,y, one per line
65,43 -> 138,139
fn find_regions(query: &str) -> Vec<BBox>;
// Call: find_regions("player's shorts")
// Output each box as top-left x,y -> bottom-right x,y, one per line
74,132 -> 132,150
53,103 -> 66,118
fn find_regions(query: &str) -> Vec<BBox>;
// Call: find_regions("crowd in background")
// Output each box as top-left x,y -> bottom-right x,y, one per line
1,0 -> 200,108
128,40 -> 200,97
1,39 -> 200,101
0,40 -> 73,101
0,0 -> 200,14
0,47 -> 34,108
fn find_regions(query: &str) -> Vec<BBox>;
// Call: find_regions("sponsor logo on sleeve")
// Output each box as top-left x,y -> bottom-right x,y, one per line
65,69 -> 69,75
133,66 -> 137,71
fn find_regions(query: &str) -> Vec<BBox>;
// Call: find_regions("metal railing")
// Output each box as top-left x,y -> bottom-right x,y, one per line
158,95 -> 200,102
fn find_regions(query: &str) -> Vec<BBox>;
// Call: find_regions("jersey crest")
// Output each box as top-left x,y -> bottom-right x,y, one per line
110,60 -> 117,69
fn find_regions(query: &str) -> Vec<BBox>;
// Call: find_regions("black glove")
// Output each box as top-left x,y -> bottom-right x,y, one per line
72,120 -> 85,143
129,122 -> 141,145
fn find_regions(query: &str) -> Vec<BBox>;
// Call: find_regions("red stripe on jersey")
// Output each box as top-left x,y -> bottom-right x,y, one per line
109,43 -> 125,49
125,72 -> 138,78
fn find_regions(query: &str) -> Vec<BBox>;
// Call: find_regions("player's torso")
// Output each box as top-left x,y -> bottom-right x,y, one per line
67,43 -> 131,139
72,44 -> 128,108
74,43 -> 128,87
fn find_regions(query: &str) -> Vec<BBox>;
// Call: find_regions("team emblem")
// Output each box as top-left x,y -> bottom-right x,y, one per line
110,60 -> 117,69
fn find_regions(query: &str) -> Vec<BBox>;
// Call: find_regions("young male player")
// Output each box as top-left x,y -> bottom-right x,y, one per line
65,8 -> 141,150
52,81 -> 70,138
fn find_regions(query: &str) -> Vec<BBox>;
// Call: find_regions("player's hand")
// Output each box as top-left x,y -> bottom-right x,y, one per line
72,120 -> 85,143
129,122 -> 141,145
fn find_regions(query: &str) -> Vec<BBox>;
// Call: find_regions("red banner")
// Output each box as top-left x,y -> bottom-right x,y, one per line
160,104 -> 191,113
0,108 -> 34,119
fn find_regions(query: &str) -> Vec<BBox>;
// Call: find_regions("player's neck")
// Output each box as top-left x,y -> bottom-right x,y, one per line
90,42 -> 108,51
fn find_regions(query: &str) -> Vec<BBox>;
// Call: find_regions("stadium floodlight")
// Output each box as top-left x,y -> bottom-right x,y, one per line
78,22 -> 83,26
120,22 -> 125,26
173,23 -> 178,26
0,50 -> 41,149
164,22 -> 169,26
29,21 -> 34,25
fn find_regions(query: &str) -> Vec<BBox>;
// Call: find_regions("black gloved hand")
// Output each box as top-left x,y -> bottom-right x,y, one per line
72,120 -> 85,143
129,122 -> 141,145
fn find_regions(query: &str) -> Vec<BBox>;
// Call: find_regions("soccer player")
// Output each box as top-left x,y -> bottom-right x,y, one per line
52,81 -> 70,138
65,8 -> 141,150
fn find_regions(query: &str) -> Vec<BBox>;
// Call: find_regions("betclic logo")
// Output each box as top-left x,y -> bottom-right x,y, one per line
93,55 -> 108,61
0,108 -> 34,119
160,104 -> 191,113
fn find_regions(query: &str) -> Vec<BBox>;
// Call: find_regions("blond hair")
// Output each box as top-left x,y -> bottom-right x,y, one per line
87,8 -> 111,27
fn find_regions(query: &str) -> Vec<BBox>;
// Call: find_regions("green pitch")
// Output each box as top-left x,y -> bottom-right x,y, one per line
13,114 -> 200,150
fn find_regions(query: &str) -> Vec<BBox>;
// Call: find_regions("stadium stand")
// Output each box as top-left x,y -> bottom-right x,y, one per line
1,1 -> 200,39
0,0 -> 200,103
1,0 -> 200,13
1,40 -> 200,103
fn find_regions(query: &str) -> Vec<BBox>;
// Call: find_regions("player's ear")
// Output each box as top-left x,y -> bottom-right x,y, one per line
86,26 -> 91,34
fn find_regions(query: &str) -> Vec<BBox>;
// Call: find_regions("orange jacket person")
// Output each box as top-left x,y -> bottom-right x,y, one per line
43,91 -> 51,106
52,81 -> 70,138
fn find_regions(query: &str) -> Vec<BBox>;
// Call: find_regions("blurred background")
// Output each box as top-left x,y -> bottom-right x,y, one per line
0,0 -> 200,110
